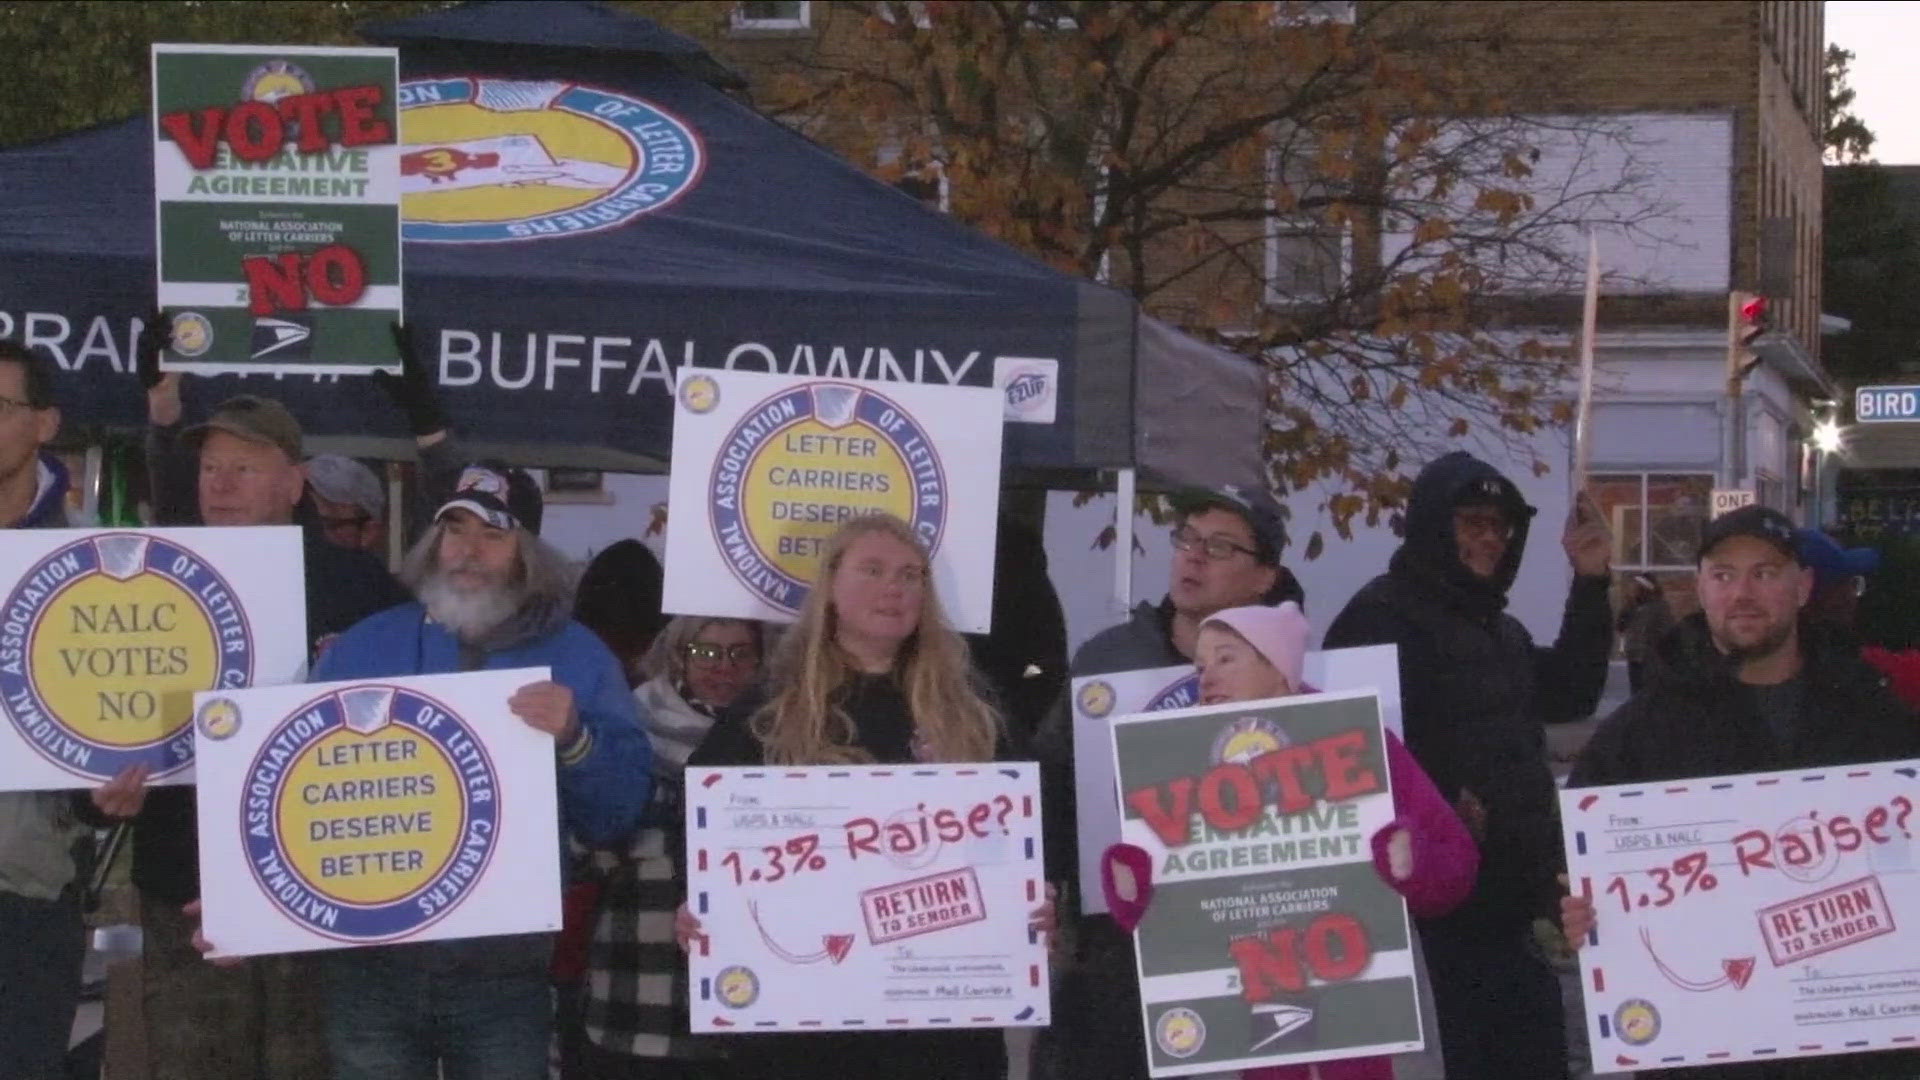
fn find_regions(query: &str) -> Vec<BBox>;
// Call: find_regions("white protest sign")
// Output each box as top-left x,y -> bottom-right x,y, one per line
1711,489 -> 1755,515
1563,761 -> 1920,1073
1070,646 -> 1402,914
0,527 -> 306,792
686,764 -> 1049,1031
663,368 -> 1004,632
192,667 -> 560,957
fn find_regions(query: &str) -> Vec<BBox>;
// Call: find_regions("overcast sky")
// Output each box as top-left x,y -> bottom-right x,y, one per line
1827,1 -> 1920,164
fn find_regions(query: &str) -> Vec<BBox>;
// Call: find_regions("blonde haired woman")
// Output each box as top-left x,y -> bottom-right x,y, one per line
680,514 -> 1053,1080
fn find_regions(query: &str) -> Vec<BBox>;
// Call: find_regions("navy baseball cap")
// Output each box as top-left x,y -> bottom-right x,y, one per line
1170,484 -> 1287,563
435,463 -> 544,536
1697,505 -> 1798,563
1794,528 -> 1879,581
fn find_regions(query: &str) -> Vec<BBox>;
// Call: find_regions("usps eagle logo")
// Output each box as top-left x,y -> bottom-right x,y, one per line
455,467 -> 508,497
397,76 -> 705,244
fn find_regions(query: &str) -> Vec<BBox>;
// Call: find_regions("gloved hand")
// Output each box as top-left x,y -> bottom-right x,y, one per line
135,310 -> 171,391
373,322 -> 448,437
1101,842 -> 1154,932
138,311 -> 183,427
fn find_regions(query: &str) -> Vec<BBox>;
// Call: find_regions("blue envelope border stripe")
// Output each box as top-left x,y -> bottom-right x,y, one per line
685,763 -> 1049,1031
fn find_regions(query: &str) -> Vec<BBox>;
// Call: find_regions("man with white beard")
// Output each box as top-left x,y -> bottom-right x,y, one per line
287,462 -> 652,1080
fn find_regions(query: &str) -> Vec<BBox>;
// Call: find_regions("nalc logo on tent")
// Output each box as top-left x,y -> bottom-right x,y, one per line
398,77 -> 705,243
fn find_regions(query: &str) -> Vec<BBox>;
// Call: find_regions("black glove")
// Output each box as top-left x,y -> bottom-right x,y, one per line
135,310 -> 170,390
373,322 -> 449,437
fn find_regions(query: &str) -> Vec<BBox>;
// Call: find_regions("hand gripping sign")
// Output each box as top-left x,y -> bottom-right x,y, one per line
1562,761 -> 1920,1074
685,764 -> 1049,1031
152,43 -> 403,374
1072,647 -> 1403,914
192,668 -> 560,957
0,527 -> 306,792
1111,690 -> 1422,1077
663,368 -> 1003,632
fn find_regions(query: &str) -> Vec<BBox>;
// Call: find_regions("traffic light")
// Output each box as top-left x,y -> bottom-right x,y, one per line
1728,290 -> 1768,379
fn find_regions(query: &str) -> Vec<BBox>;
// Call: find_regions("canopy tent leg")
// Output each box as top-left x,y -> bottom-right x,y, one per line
1114,467 -> 1135,612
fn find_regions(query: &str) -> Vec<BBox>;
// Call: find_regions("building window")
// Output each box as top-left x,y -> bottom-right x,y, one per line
1590,473 -> 1715,570
1264,137 -> 1349,304
1274,0 -> 1357,24
733,1 -> 810,31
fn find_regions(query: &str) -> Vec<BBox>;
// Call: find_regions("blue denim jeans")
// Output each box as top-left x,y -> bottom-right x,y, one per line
321,948 -> 550,1080
0,891 -> 84,1080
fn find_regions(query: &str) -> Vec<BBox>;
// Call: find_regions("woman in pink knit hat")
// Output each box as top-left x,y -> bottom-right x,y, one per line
1102,601 -> 1477,1080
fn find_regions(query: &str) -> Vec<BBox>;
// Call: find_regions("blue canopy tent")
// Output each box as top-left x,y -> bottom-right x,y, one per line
0,0 -> 1264,492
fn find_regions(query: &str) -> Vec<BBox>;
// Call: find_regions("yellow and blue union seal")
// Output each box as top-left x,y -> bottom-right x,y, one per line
1076,680 -> 1116,720
242,684 -> 501,943
0,533 -> 253,782
1613,998 -> 1661,1046
169,313 -> 214,358
397,76 -> 704,244
1154,1006 -> 1206,1059
197,697 -> 242,742
709,381 -> 947,614
1211,716 -> 1289,767
715,965 -> 760,1009
241,59 -> 316,106
679,373 -> 721,415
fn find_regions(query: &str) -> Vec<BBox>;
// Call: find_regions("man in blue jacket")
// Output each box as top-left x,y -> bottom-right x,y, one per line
308,461 -> 650,1080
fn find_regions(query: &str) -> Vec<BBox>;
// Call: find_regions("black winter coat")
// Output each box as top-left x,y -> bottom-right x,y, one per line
1570,615 -> 1920,1080
1324,451 -> 1612,938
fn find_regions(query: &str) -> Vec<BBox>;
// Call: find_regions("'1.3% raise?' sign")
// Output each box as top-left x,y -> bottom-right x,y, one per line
1562,761 -> 1920,1074
685,764 -> 1049,1032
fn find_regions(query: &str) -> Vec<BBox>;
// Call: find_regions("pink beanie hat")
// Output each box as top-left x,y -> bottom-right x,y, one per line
1202,602 -> 1310,691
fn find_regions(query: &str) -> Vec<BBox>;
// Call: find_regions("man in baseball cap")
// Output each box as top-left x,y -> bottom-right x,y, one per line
118,350 -> 411,1080
1038,479 -> 1302,1080
307,454 -> 388,555
227,460 -> 647,1078
1567,509 -> 1920,1080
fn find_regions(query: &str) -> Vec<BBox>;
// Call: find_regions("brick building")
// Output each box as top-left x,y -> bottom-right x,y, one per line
660,0 -> 1831,638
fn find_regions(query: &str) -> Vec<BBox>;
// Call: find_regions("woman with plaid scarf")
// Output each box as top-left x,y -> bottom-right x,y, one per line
581,616 -> 767,1079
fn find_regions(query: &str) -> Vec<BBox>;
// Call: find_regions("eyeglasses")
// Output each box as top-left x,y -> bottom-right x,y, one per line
0,394 -> 42,418
1452,509 -> 1515,541
1171,525 -> 1258,561
319,513 -> 371,536
683,643 -> 758,664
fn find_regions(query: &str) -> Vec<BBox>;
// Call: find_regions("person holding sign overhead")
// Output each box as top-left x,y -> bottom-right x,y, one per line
1322,451 -> 1613,1080
121,325 -> 411,1080
678,513 -> 1055,1080
1099,602 -> 1477,1079
254,463 -> 650,1080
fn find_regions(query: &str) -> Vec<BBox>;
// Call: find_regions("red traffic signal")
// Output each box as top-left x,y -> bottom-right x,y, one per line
1740,295 -> 1770,326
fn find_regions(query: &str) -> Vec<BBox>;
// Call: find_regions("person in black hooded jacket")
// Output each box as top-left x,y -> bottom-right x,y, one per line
1323,450 -> 1613,1079
1564,505 -> 1920,1080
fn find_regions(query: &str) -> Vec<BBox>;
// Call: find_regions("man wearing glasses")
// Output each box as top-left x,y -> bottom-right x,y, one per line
1038,483 -> 1301,1080
1324,450 -> 1614,1080
0,339 -> 102,1080
307,454 -> 388,556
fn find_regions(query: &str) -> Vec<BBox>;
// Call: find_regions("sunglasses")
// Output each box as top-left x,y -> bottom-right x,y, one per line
683,643 -> 757,663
